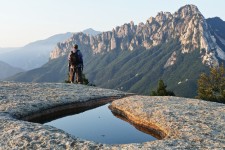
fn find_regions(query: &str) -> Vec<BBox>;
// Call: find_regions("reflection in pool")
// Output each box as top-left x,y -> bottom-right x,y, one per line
44,104 -> 156,144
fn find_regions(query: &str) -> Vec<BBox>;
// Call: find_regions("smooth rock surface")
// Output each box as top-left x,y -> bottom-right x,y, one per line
0,81 -> 127,149
1,81 -> 225,149
110,96 -> 225,149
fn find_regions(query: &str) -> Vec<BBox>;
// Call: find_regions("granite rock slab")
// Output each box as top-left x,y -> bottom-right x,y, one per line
1,82 -> 225,149
110,96 -> 225,149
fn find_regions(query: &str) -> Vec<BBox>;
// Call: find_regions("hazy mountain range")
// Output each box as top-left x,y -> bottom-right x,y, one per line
82,28 -> 101,36
0,61 -> 24,80
0,32 -> 73,70
8,5 -> 225,98
0,28 -> 100,71
0,47 -> 19,54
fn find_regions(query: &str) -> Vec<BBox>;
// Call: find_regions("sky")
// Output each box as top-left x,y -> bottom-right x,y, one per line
0,0 -> 225,47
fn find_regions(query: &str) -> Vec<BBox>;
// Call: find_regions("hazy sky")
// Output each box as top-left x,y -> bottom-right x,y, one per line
0,0 -> 225,47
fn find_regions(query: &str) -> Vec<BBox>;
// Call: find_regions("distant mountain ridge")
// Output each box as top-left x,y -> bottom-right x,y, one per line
8,5 -> 225,98
83,28 -> 101,36
0,29 -> 101,70
207,17 -> 225,57
0,47 -> 19,54
0,61 -> 23,80
0,32 -> 73,70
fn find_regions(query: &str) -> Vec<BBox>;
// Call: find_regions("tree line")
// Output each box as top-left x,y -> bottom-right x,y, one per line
150,64 -> 225,104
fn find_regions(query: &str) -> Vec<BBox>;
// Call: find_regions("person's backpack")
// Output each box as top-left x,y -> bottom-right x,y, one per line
70,50 -> 82,66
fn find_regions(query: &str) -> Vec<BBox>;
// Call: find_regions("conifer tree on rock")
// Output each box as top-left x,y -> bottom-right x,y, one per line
150,80 -> 175,96
196,65 -> 225,103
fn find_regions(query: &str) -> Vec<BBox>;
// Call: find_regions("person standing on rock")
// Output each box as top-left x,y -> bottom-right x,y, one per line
68,44 -> 83,84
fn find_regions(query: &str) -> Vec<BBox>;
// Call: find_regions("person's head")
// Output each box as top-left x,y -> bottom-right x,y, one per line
74,44 -> 78,50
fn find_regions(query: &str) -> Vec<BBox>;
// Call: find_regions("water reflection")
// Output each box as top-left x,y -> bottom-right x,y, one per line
44,104 -> 157,144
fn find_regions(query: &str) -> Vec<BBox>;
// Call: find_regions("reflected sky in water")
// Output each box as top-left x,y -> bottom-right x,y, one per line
45,104 -> 156,144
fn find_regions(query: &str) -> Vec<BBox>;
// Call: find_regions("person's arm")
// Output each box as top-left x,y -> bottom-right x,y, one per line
68,51 -> 72,60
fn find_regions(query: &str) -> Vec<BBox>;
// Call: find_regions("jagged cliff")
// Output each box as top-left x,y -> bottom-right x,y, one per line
50,5 -> 225,67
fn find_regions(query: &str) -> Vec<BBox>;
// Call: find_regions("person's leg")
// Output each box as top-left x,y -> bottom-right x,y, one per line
70,67 -> 75,83
76,67 -> 83,84
72,67 -> 75,83
75,68 -> 78,83
68,63 -> 71,73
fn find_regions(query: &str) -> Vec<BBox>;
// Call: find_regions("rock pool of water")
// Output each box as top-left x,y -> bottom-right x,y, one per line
44,104 -> 156,144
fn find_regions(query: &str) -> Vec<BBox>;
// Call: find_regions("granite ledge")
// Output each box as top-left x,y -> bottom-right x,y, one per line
1,82 -> 225,149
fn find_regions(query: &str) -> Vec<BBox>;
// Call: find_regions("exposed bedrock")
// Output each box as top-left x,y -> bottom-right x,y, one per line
0,82 -> 225,149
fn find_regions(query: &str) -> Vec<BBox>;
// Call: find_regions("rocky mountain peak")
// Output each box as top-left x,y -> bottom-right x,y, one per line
82,28 -> 101,36
176,4 -> 201,18
155,11 -> 172,24
49,5 -> 225,67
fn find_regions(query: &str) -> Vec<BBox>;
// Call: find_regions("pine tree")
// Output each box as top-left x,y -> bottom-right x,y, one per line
64,73 -> 71,83
150,80 -> 175,96
82,73 -> 89,85
196,64 -> 225,103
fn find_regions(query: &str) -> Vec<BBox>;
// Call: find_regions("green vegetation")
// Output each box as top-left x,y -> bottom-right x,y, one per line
82,73 -> 90,85
196,65 -> 225,103
64,73 -> 70,83
84,38 -> 210,98
150,80 -> 175,96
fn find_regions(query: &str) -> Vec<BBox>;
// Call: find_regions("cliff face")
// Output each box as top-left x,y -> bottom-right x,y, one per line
50,5 -> 225,67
